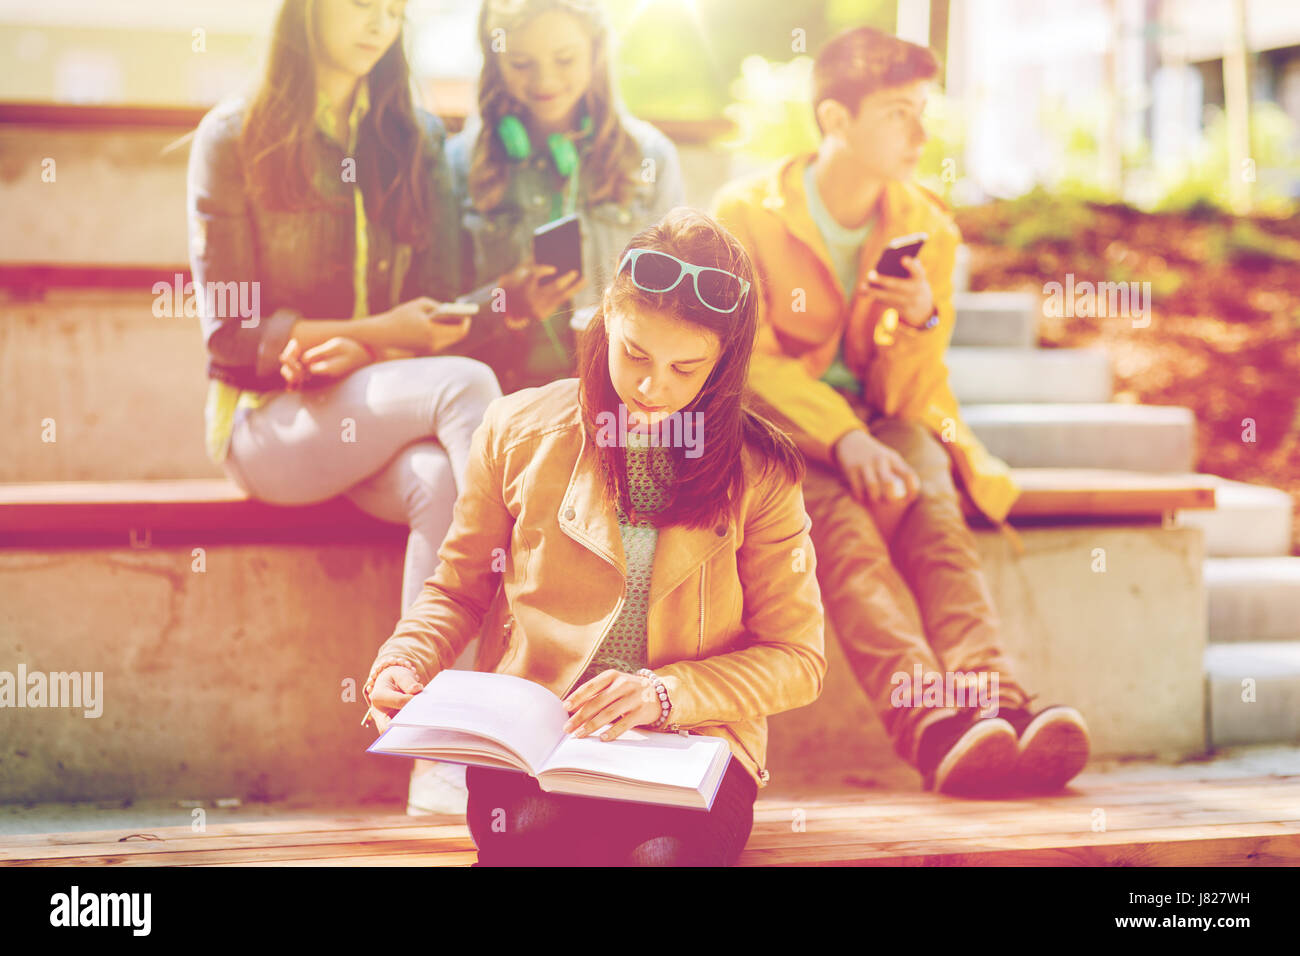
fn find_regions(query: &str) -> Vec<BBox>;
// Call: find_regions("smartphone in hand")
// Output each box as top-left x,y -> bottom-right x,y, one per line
533,214 -> 582,285
431,302 -> 480,325
874,233 -> 928,279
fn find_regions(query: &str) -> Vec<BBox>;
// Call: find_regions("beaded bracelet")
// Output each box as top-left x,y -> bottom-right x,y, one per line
636,668 -> 673,730
363,656 -> 423,707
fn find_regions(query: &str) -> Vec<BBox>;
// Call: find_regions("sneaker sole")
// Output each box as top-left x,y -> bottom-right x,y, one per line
1016,707 -> 1090,792
934,717 -> 1019,796
407,761 -> 469,816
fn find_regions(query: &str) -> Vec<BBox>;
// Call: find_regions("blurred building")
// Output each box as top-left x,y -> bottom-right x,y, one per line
935,0 -> 1300,204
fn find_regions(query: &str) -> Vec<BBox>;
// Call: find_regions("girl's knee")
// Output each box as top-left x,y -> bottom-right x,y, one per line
440,356 -> 502,407
369,355 -> 501,409
626,831 -> 743,866
387,442 -> 455,517
626,834 -> 697,866
471,796 -> 577,865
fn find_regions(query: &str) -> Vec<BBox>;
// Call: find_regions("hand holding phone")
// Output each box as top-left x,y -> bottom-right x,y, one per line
533,215 -> 583,286
865,233 -> 935,328
382,298 -> 474,353
431,301 -> 480,325
872,233 -> 928,279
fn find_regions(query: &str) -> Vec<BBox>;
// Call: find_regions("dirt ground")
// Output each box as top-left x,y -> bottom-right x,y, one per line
955,198 -> 1300,554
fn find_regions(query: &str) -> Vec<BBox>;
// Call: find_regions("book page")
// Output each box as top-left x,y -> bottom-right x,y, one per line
370,725 -> 525,772
390,671 -> 567,774
540,728 -> 723,788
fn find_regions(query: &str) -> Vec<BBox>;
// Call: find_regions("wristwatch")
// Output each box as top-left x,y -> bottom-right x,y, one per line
907,307 -> 940,331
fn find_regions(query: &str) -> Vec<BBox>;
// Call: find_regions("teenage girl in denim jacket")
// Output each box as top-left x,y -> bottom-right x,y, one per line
189,0 -> 536,817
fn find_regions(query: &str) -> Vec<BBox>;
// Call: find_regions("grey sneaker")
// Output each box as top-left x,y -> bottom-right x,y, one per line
999,705 -> 1090,792
916,712 -> 1018,796
407,759 -> 469,815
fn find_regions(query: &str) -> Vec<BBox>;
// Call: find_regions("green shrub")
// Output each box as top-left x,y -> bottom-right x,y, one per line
1206,220 -> 1300,267
721,54 -> 820,163
1152,101 -> 1300,216
1000,190 -> 1097,249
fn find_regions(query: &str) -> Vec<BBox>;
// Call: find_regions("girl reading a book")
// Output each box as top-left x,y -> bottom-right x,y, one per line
362,207 -> 827,866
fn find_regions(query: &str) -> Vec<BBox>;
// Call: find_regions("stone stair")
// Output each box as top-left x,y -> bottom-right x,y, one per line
951,279 -> 1299,750
961,403 -> 1197,472
945,346 -> 1112,404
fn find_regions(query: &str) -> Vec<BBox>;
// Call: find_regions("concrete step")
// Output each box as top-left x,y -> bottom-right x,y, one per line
952,291 -> 1038,348
1178,478 -> 1295,557
953,243 -> 972,294
1205,557 -> 1300,644
946,347 -> 1112,404
1205,642 -> 1300,747
961,403 -> 1197,471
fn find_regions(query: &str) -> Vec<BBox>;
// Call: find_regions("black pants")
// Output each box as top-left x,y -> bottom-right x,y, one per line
447,311 -> 576,396
465,758 -> 758,866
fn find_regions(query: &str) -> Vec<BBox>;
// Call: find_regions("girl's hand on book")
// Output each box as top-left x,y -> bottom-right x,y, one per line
561,670 -> 662,741
369,665 -> 426,716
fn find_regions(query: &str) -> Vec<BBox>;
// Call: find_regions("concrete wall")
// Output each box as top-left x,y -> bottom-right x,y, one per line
0,290 -> 219,481
1,540 -> 407,804
0,523 -> 1206,803
0,123 -> 738,267
766,523 -> 1208,787
0,126 -> 192,266
0,126 -> 741,483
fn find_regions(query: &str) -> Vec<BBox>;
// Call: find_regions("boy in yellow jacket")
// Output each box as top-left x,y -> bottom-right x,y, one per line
712,26 -> 1089,795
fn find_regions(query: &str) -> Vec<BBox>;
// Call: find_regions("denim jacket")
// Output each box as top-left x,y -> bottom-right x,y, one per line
187,97 -> 465,393
446,113 -> 686,314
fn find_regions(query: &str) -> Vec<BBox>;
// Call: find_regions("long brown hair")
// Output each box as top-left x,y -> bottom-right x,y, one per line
239,0 -> 434,247
468,0 -> 644,212
577,208 -> 804,530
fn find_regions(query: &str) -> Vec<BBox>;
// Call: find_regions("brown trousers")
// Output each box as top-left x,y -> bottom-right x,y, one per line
801,402 -> 1032,767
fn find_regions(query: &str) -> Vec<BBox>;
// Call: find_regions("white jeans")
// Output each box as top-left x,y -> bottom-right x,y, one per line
221,355 -> 501,623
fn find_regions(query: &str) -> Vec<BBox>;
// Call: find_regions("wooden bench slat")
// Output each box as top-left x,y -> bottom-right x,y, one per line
736,829 -> 1300,867
0,469 -> 1218,540
211,853 -> 478,867
0,814 -> 464,849
0,825 -> 472,863
19,795 -> 1295,864
0,479 -> 402,537
983,468 -> 1218,517
4,774 -> 1295,867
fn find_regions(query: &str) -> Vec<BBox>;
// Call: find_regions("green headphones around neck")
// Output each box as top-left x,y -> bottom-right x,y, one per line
496,112 -> 592,174
496,111 -> 593,219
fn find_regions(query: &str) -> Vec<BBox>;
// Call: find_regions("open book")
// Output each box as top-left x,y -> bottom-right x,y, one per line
367,670 -> 732,811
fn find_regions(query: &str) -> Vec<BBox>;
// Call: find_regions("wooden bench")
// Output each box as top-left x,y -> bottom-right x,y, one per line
0,479 -> 404,544
2,762 -> 1295,866
0,469 -> 1216,542
968,468 -> 1215,521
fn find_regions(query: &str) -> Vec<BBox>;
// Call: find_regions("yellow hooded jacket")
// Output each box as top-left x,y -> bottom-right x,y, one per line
712,153 -> 1021,533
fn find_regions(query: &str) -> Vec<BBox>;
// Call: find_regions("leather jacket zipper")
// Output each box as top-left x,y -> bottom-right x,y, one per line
697,563 -> 706,658
560,592 -> 625,700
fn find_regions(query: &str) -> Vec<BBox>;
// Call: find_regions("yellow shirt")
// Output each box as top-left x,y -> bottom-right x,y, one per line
203,80 -> 372,464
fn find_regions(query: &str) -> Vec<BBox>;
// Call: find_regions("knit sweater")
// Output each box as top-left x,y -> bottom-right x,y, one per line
575,427 -> 674,686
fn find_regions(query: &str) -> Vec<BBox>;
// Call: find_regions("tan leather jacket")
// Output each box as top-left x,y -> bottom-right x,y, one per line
363,377 -> 827,789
